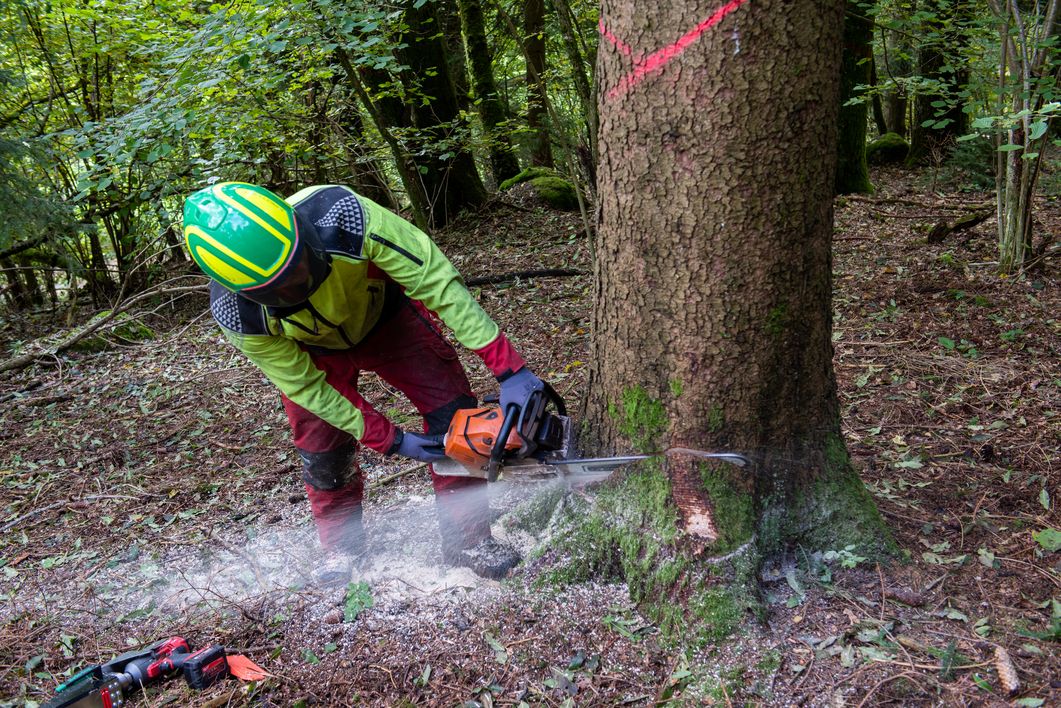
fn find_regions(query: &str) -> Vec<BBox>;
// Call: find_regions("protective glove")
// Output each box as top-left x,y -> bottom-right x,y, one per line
498,367 -> 544,417
390,430 -> 447,462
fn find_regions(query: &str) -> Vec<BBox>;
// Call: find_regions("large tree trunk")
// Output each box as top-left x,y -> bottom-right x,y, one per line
577,0 -> 891,638
459,0 -> 522,184
836,0 -> 874,194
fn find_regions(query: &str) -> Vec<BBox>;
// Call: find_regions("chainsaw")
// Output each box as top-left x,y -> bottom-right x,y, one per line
436,382 -> 749,482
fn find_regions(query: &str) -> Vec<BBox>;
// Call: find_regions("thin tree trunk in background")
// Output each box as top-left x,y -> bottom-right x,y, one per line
524,0 -> 553,167
870,57 -> 888,136
908,0 -> 971,164
836,0 -> 874,194
880,25 -> 910,137
162,224 -> 185,263
335,95 -> 398,210
1,259 -> 28,309
335,48 -> 432,231
551,0 -> 597,167
885,91 -> 908,136
459,0 -> 522,184
991,0 -> 1057,272
85,223 -> 112,305
396,0 -> 487,226
306,81 -> 328,185
438,0 -> 472,113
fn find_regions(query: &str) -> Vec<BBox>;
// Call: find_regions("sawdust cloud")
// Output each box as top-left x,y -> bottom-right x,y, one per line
89,475 -> 577,618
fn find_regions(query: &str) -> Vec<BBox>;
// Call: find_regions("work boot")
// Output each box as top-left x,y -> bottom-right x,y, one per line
312,521 -> 367,588
313,550 -> 360,588
455,537 -> 521,580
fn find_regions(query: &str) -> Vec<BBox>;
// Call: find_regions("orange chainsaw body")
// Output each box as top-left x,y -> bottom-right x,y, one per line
444,407 -> 522,473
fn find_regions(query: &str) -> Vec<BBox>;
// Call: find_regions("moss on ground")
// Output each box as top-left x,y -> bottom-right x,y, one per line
540,465 -> 757,646
71,313 -> 155,353
528,176 -> 578,211
543,386 -> 760,645
505,484 -> 568,535
867,132 -> 910,165
498,167 -> 558,190
497,167 -> 578,210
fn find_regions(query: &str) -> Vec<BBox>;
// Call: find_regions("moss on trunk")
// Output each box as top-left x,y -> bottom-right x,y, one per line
540,464 -> 759,645
792,434 -> 895,553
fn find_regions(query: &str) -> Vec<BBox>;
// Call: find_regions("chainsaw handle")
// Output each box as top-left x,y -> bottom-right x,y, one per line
487,404 -> 520,482
542,381 -> 566,416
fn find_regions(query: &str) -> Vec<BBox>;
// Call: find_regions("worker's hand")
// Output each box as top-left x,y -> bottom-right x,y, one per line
391,430 -> 447,463
498,367 -> 545,417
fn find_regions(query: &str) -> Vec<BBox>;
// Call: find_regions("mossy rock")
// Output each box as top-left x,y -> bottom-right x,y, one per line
528,176 -> 579,211
867,132 -> 910,165
498,167 -> 558,191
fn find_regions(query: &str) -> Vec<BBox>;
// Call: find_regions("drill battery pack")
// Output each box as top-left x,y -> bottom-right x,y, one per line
182,645 -> 229,689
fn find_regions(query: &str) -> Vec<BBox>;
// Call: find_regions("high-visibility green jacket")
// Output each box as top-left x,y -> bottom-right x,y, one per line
209,185 -> 523,452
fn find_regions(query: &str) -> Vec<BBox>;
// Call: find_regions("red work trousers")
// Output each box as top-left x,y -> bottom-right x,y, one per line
281,300 -> 489,560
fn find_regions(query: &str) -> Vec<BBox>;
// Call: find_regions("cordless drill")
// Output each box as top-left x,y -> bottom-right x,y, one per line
43,637 -> 229,708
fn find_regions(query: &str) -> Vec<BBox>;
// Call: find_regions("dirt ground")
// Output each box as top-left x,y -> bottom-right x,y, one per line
0,169 -> 1058,707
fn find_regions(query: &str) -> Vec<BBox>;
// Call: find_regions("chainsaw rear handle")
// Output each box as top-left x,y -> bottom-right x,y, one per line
484,381 -> 565,415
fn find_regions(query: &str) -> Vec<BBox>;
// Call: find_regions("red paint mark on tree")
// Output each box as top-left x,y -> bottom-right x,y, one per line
601,0 -> 749,100
598,17 -> 633,57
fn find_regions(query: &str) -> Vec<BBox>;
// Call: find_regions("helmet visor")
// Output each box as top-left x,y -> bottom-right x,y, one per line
241,219 -> 330,307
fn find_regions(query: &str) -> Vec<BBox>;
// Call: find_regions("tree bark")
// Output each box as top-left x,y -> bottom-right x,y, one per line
577,0 -> 891,637
881,25 -> 910,137
335,50 -> 431,230
334,92 -> 398,210
438,0 -> 472,113
524,0 -> 553,167
836,0 -> 874,194
458,0 -> 522,184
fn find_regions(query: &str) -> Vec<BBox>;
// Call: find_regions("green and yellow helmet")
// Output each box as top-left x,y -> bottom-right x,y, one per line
183,182 -> 330,307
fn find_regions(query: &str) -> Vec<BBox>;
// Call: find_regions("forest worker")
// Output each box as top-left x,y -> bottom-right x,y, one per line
182,182 -> 543,585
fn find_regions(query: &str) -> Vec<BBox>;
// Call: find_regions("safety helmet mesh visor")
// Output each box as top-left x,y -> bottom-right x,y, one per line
241,228 -> 330,307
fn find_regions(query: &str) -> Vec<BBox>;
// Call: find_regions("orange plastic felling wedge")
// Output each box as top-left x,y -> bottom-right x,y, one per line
226,654 -> 272,682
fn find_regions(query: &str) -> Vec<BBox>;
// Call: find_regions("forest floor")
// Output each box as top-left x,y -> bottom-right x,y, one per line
0,168 -> 1058,707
